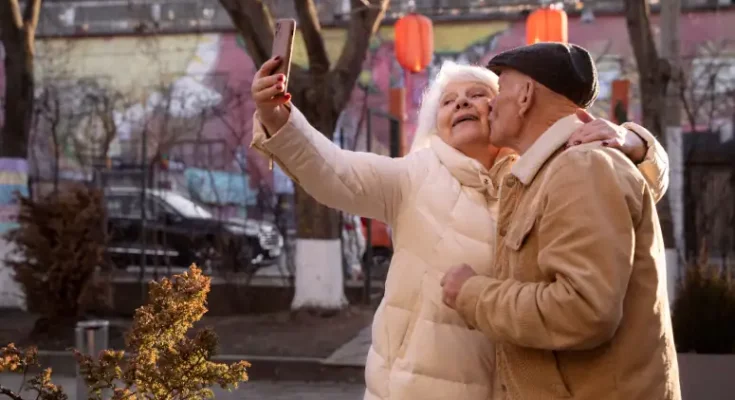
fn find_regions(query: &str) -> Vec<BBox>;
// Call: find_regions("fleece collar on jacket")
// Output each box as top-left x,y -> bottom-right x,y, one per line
510,114 -> 582,185
430,136 -> 513,199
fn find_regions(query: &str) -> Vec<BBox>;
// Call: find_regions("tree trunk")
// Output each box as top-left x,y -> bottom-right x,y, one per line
288,73 -> 347,310
218,0 -> 388,311
623,0 -> 676,248
1,40 -> 33,158
0,0 -> 42,159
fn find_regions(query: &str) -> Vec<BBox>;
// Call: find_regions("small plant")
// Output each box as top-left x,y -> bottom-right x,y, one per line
6,186 -> 110,338
0,265 -> 250,400
0,344 -> 66,400
672,244 -> 735,354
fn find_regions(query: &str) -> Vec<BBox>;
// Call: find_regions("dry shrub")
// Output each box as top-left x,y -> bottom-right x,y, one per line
1,265 -> 249,400
6,186 -> 109,336
672,243 -> 735,354
75,265 -> 250,400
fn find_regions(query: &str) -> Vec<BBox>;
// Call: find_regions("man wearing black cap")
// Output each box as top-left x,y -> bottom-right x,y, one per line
440,43 -> 681,399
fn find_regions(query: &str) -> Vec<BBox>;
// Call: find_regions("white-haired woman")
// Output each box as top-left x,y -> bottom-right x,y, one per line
250,58 -> 668,400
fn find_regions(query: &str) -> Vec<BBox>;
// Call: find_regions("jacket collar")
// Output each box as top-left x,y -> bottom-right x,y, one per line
510,114 -> 582,185
430,136 -> 513,198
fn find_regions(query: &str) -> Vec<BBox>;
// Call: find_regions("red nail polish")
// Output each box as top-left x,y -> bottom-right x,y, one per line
276,84 -> 283,90
274,56 -> 281,61
277,75 -> 285,82
602,141 -> 609,146
573,140 -> 581,146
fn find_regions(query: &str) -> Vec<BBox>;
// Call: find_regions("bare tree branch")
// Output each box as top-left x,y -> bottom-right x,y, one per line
593,40 -> 613,65
0,385 -> 24,400
218,0 -> 276,68
22,0 -> 42,37
1,0 -> 23,32
330,0 -> 389,108
293,0 -> 330,74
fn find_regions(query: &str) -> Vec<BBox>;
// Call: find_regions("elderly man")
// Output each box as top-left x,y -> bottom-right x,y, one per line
440,43 -> 681,399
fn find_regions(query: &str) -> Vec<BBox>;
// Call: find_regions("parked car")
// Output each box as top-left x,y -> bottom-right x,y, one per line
104,187 -> 283,273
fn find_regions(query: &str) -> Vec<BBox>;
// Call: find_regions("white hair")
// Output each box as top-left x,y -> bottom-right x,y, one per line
409,61 -> 500,153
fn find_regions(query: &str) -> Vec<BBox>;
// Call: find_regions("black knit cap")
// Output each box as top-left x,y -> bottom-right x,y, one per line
486,42 -> 599,108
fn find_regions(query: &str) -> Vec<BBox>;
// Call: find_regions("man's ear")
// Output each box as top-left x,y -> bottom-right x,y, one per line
516,79 -> 535,117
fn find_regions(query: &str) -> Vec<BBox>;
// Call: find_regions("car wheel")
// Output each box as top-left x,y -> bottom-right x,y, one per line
194,241 -> 222,274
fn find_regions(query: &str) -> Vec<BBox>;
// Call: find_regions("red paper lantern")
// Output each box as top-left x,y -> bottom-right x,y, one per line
394,13 -> 434,73
610,79 -> 631,124
526,7 -> 568,45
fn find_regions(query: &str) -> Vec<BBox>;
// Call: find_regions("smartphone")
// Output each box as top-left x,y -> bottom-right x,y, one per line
271,18 -> 296,95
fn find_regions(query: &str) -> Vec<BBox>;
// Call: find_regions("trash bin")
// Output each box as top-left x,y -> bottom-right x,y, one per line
75,320 -> 109,400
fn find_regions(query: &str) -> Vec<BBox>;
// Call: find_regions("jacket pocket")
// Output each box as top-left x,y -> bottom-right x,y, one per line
505,346 -> 573,398
394,272 -> 426,360
504,212 -> 537,251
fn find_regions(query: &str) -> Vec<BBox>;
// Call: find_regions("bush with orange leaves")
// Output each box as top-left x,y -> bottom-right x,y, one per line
1,265 -> 250,400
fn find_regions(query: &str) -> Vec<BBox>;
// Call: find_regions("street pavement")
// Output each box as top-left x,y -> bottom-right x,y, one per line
0,375 -> 365,400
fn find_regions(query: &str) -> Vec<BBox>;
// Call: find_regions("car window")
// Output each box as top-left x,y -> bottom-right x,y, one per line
106,195 -> 158,220
160,192 -> 213,219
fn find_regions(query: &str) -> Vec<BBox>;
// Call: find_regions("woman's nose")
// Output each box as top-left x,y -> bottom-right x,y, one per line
454,99 -> 471,110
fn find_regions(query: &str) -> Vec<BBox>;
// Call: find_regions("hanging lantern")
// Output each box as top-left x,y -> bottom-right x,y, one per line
394,13 -> 434,73
526,7 -> 568,45
610,79 -> 631,124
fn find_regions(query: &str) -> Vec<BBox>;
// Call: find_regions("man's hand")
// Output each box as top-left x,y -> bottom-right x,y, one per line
440,264 -> 477,309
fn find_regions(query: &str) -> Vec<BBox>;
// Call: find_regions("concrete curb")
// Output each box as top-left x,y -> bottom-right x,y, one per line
28,351 -> 365,384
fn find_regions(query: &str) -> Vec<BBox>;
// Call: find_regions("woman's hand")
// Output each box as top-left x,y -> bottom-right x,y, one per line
567,109 -> 647,164
251,56 -> 292,134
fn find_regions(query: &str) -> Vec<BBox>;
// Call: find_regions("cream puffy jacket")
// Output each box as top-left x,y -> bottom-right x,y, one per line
250,106 -> 668,400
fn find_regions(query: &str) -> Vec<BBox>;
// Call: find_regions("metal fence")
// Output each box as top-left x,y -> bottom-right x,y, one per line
683,132 -> 735,276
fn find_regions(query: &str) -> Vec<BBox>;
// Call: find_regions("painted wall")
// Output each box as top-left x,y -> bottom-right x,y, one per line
1,10 -> 734,191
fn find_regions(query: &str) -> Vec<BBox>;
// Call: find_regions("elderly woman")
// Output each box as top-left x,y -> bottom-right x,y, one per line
250,58 -> 668,400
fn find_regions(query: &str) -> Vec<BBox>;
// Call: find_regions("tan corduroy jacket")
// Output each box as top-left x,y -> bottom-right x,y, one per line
456,114 -> 681,400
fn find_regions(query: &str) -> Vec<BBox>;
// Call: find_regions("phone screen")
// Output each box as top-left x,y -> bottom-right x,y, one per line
271,19 -> 296,93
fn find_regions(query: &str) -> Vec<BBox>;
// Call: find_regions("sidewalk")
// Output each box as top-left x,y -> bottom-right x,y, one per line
0,375 -> 364,400
4,326 -> 373,383
324,326 -> 371,367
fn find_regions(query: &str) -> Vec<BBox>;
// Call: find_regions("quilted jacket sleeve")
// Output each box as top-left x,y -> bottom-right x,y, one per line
624,122 -> 669,202
250,106 -> 412,224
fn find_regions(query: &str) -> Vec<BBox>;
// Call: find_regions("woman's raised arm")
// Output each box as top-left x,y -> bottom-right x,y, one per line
250,57 -> 422,224
251,106 -> 416,225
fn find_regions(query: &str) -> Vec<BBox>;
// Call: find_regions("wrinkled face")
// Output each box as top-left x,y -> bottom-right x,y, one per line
436,81 -> 495,156
488,70 -> 526,149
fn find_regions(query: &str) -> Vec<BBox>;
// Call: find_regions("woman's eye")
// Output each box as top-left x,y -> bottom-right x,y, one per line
472,93 -> 486,98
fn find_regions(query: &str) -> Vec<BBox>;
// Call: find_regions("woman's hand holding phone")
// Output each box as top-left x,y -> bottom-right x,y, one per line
251,57 -> 292,135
